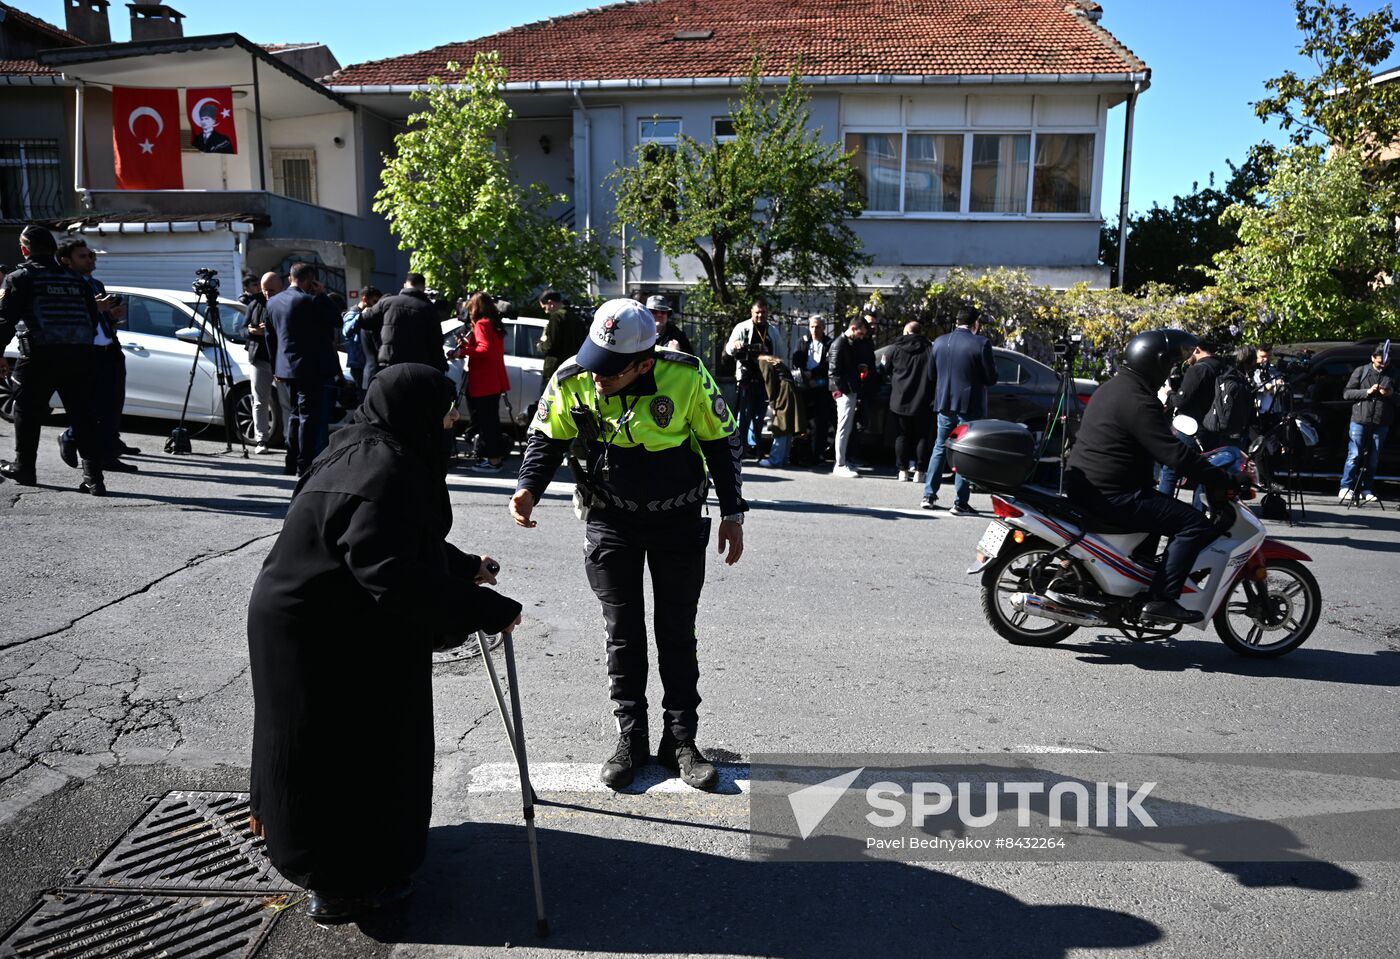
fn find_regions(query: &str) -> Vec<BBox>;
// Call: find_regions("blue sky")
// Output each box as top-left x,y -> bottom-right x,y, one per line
14,0 -> 1398,219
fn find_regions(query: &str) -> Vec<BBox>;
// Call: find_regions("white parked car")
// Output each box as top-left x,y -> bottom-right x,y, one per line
0,285 -> 349,443
440,315 -> 547,429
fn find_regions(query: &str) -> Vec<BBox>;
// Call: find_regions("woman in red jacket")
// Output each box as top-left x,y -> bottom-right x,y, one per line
460,293 -> 511,472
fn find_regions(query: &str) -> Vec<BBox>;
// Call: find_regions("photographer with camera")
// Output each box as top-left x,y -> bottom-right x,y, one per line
725,297 -> 777,458
1338,345 -> 1395,504
1249,344 -> 1287,489
265,263 -> 339,476
0,225 -> 109,494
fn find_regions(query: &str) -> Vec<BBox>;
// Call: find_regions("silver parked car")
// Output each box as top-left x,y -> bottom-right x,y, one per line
0,285 -> 349,443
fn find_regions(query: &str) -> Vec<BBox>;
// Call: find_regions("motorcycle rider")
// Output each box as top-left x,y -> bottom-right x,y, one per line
1064,329 -> 1234,624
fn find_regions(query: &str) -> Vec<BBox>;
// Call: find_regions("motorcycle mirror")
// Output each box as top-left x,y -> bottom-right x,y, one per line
1171,414 -> 1199,437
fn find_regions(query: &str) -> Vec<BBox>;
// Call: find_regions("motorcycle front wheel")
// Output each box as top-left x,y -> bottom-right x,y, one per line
1212,558 -> 1321,658
980,541 -> 1080,646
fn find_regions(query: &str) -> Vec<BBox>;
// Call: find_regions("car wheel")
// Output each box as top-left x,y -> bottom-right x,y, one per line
225,382 -> 255,444
0,368 -> 50,424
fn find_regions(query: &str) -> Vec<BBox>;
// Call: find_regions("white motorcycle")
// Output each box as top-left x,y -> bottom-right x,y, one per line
951,420 -> 1321,658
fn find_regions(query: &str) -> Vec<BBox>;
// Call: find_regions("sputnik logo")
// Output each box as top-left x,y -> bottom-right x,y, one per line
787,767 -> 864,840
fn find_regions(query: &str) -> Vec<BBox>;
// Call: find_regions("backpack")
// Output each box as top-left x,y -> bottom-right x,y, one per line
1204,367 -> 1252,436
1257,489 -> 1289,522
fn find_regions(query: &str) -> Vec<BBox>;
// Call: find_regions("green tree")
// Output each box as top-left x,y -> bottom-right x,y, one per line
1211,146 -> 1400,341
374,52 -> 612,302
1099,145 -> 1275,293
1255,0 -> 1400,159
610,62 -> 869,316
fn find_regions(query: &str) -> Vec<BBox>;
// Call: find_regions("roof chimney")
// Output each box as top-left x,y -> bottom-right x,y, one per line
1064,1 -> 1103,23
127,2 -> 184,42
65,0 -> 112,44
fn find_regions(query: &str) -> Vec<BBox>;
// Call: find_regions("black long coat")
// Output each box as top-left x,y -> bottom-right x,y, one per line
247,365 -> 520,894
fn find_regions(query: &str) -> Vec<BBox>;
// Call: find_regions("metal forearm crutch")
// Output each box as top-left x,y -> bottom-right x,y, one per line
476,626 -> 549,937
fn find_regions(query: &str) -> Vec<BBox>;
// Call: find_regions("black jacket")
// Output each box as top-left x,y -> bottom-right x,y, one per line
1344,364 -> 1396,427
0,255 -> 100,350
360,288 -> 446,372
656,321 -> 693,356
791,334 -> 830,389
241,292 -> 273,366
827,332 -> 875,396
1067,368 -> 1225,496
1169,355 -> 1223,420
886,333 -> 934,416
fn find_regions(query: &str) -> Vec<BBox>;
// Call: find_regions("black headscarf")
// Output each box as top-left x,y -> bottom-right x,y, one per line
294,363 -> 456,537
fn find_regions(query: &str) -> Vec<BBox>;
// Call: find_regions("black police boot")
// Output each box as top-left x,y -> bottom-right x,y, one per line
57,430 -> 78,469
306,878 -> 412,927
78,460 -> 106,497
657,729 -> 720,791
0,458 -> 37,486
1142,598 -> 1204,625
600,729 -> 650,790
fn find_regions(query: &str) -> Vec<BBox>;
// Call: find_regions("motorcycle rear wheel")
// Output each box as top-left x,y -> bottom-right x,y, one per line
1213,558 -> 1320,658
981,541 -> 1080,646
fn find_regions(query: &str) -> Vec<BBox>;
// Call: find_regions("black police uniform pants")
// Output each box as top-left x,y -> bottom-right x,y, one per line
11,346 -> 103,466
1092,487 -> 1219,601
96,345 -> 126,457
584,514 -> 710,741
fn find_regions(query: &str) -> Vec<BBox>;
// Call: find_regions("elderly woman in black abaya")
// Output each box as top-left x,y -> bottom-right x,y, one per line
247,363 -> 521,925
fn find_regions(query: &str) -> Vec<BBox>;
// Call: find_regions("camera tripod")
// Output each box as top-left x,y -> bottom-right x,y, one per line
168,272 -> 249,458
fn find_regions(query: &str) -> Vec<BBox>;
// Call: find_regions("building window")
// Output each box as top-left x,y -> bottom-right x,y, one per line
713,118 -> 737,143
970,134 -> 1030,214
845,133 -> 902,212
272,148 -> 318,205
905,133 -> 963,213
1033,133 -> 1094,214
0,139 -> 62,221
640,118 -> 682,150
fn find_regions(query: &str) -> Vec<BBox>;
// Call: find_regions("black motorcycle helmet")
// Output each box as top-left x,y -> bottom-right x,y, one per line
1123,328 -> 1198,386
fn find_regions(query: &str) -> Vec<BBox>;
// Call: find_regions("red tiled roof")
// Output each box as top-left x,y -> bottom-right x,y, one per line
0,58 -> 60,76
326,0 -> 1147,87
0,1 -> 85,47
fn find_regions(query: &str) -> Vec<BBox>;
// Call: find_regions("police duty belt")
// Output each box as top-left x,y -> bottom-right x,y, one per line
596,479 -> 709,514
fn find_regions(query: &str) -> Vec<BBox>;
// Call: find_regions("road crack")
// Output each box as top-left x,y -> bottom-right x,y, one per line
0,532 -> 278,654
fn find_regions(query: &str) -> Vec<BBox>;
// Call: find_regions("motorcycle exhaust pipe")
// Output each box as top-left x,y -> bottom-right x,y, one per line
1010,592 -> 1106,628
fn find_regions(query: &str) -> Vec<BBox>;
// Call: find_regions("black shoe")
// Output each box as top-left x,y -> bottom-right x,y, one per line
57,431 -> 78,469
306,878 -> 413,926
117,441 -> 142,456
102,459 -> 139,473
1,460 -> 37,486
656,731 -> 720,791
600,730 -> 650,790
78,461 -> 106,497
948,503 -> 979,517
1141,599 -> 1204,625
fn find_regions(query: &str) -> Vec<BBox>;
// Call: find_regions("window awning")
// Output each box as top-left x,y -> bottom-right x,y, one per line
37,33 -> 350,119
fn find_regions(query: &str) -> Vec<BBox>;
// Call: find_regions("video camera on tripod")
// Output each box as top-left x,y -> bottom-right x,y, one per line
165,267 -> 249,458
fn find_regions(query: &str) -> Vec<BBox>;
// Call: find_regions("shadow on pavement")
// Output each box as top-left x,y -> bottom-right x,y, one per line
1062,635 -> 1400,687
104,489 -> 290,518
358,823 -> 1162,956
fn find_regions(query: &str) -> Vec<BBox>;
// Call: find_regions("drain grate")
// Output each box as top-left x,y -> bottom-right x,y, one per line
67,791 -> 295,895
0,891 -> 278,959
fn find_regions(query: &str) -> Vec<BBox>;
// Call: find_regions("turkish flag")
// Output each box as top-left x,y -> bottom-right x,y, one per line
112,87 -> 183,190
185,87 -> 238,155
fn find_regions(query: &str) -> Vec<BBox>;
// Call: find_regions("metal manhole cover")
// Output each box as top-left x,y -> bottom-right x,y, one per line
68,791 -> 295,895
0,891 -> 279,959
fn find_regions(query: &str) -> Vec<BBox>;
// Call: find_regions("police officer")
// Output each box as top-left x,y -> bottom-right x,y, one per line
0,225 -> 108,494
511,299 -> 746,791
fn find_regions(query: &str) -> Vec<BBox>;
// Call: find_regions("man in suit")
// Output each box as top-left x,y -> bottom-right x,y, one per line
264,262 -> 339,476
921,305 -> 998,515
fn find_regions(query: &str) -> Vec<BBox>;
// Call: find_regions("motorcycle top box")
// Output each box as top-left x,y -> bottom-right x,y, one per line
947,420 -> 1038,493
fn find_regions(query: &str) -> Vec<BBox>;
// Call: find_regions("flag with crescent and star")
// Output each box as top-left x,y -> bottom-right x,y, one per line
112,86 -> 183,189
184,87 -> 238,155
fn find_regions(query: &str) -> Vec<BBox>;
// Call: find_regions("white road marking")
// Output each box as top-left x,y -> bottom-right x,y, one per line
467,761 -> 751,794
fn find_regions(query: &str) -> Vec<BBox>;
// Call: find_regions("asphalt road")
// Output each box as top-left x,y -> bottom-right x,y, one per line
2,416 -> 1398,958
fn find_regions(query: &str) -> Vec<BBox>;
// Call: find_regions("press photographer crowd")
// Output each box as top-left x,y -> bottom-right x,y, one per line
1,222 -> 1395,922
